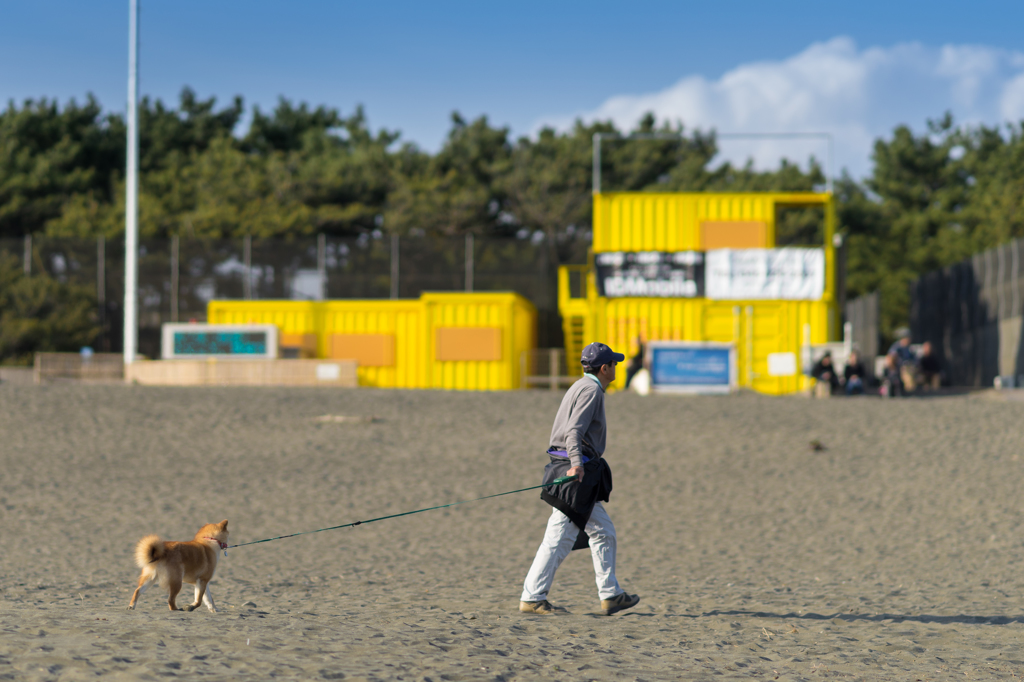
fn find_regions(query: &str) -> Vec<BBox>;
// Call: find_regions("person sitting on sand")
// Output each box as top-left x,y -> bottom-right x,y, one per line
519,342 -> 640,617
812,351 -> 840,396
889,328 -> 916,392
917,341 -> 942,389
881,351 -> 904,397
843,350 -> 867,396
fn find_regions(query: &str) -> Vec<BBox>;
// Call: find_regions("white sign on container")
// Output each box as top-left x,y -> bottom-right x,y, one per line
767,352 -> 798,377
316,363 -> 342,381
705,248 -> 825,300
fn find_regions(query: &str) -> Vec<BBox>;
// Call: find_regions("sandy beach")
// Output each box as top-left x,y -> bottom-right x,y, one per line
3,384 -> 1024,680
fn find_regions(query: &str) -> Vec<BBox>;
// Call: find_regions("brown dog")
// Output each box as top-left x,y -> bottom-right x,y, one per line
126,520 -> 229,612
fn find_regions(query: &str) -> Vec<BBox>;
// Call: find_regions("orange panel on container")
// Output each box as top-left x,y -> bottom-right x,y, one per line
701,221 -> 767,249
330,334 -> 395,366
280,333 -> 317,350
435,328 -> 501,361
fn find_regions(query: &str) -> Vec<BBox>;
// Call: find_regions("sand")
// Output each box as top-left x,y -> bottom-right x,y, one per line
3,384 -> 1024,680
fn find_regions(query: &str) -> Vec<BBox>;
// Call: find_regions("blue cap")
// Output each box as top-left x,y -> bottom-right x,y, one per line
581,342 -> 625,368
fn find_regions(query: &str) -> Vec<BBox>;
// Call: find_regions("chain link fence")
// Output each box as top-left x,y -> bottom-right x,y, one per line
2,234 -> 589,361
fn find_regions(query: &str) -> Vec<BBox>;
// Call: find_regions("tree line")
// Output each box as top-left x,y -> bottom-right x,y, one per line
3,88 -> 1024,346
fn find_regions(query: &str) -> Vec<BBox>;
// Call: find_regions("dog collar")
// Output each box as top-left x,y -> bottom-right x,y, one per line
204,537 -> 228,550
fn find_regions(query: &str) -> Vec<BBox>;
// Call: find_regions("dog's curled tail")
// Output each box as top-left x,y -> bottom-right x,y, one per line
135,535 -> 166,568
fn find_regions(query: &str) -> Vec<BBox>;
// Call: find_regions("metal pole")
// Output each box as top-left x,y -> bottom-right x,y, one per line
733,304 -> 741,384
242,234 -> 251,300
390,233 -> 399,299
465,233 -> 474,292
317,233 -> 326,300
985,248 -> 993,324
1013,239 -> 1020,319
23,234 -> 31,276
802,322 -> 812,379
998,244 -> 1006,320
170,234 -> 179,322
745,305 -> 753,387
123,0 -> 140,368
826,135 -> 834,194
97,235 -> 106,349
592,133 -> 602,195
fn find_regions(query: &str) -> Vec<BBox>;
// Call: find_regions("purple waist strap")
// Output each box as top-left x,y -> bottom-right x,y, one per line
546,447 -> 589,464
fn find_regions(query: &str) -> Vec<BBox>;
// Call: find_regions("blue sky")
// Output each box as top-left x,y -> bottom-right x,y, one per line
3,1 -> 1024,177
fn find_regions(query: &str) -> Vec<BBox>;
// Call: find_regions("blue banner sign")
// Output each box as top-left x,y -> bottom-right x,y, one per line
173,332 -> 268,356
161,324 -> 279,360
649,343 -> 735,393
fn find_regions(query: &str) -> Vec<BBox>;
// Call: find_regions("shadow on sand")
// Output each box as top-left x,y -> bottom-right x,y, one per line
683,609 -> 1024,625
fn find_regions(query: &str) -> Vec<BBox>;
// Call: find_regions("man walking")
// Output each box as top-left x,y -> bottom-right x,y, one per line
519,342 -> 641,616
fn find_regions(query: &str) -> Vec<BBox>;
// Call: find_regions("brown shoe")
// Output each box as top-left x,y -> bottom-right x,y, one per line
519,600 -> 559,615
601,592 -> 640,615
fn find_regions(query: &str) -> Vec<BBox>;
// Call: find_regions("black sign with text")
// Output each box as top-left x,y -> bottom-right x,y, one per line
594,251 -> 705,298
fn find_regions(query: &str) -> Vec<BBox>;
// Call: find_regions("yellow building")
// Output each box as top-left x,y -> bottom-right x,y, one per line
207,292 -> 536,391
559,192 -> 838,395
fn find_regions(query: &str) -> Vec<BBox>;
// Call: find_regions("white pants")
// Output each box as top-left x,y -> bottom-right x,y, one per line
521,502 -> 621,602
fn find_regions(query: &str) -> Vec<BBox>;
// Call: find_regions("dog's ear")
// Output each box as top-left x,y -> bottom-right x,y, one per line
220,520 -> 228,530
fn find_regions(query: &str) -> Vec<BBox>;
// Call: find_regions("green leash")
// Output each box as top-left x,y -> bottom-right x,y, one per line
226,475 -> 579,550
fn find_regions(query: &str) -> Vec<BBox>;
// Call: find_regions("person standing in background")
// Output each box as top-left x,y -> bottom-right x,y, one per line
624,336 -> 645,390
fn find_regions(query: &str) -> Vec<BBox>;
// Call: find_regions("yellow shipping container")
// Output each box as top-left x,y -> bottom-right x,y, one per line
562,192 -> 838,395
207,292 -> 536,391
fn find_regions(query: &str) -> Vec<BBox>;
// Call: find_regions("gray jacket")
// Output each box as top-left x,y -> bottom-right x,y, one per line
549,375 -> 606,468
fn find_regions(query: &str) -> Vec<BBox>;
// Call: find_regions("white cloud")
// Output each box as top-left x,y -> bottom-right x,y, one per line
1000,73 -> 1024,122
537,37 -> 1024,180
